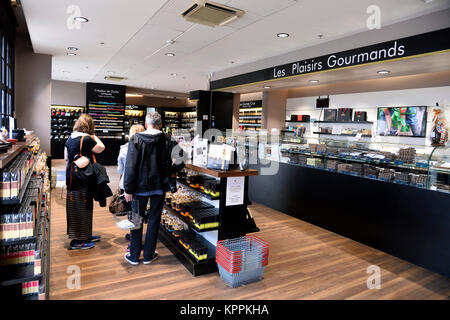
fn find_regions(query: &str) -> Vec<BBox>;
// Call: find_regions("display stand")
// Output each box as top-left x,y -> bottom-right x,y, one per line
0,139 -> 51,299
158,164 -> 258,276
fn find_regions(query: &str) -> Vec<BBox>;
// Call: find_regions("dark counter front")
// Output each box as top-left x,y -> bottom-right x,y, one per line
249,161 -> 450,277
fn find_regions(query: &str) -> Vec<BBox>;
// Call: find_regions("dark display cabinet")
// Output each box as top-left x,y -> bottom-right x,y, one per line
50,106 -> 84,159
190,90 -> 234,135
124,105 -> 146,140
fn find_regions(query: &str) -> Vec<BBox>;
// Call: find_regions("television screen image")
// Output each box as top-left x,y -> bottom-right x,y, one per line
377,106 -> 427,137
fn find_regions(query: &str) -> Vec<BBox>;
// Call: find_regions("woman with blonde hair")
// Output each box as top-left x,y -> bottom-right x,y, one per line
64,114 -> 105,250
118,124 -> 146,191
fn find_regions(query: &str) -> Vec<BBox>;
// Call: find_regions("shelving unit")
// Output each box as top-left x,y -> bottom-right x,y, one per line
239,101 -> 262,131
0,139 -> 50,299
158,163 -> 258,276
313,132 -> 373,138
124,105 -> 146,139
180,108 -> 197,130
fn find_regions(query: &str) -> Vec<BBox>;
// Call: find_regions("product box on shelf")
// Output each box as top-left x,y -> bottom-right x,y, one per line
337,108 -> 353,122
354,111 -> 368,122
324,109 -> 337,122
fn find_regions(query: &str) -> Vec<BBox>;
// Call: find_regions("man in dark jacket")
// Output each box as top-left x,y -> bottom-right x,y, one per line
123,112 -> 173,265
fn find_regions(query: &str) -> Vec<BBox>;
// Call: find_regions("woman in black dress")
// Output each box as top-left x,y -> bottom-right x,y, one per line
64,114 -> 105,250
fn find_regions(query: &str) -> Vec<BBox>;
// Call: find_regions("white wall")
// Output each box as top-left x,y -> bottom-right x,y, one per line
286,86 -> 450,147
51,80 -> 86,107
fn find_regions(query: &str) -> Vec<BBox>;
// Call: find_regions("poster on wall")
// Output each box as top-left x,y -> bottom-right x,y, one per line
377,106 -> 427,137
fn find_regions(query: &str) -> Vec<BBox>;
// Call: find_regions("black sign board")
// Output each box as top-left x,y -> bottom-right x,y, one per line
240,100 -> 262,108
210,28 -> 450,90
86,82 -> 126,105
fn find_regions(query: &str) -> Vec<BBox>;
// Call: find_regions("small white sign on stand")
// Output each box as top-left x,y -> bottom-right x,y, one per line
193,139 -> 208,166
226,176 -> 245,207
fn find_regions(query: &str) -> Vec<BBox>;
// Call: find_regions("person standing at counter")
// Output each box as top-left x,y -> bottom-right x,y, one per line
64,114 -> 105,250
122,112 -> 169,265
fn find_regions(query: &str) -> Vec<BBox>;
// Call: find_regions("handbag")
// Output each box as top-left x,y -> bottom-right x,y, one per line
68,136 -> 97,201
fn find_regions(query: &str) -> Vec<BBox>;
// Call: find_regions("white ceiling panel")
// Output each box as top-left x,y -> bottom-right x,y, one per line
21,0 -> 450,93
227,0 -> 298,17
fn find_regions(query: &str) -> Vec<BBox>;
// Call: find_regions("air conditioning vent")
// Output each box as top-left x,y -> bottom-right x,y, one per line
181,0 -> 244,27
104,76 -> 128,81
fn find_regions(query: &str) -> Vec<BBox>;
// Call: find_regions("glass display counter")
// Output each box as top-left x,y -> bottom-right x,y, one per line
257,135 -> 449,193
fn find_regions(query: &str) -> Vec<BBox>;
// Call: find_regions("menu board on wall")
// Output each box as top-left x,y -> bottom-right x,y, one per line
86,83 -> 126,139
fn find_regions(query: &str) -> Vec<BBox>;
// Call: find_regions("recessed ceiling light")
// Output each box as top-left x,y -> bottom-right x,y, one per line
74,17 -> 88,23
170,73 -> 178,76
263,86 -> 271,89
277,33 -> 289,38
377,70 -> 390,75
62,71 -> 70,74
165,53 -> 175,57
66,53 -> 77,56
309,80 -> 319,83
67,47 -> 78,51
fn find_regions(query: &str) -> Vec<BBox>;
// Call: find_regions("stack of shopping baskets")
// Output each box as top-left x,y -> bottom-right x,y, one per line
216,235 -> 269,288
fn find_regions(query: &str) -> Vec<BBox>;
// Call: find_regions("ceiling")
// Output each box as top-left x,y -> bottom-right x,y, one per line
20,0 -> 450,94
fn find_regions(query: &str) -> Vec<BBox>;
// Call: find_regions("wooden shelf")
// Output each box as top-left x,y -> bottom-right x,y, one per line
0,136 -> 36,169
185,163 -> 258,178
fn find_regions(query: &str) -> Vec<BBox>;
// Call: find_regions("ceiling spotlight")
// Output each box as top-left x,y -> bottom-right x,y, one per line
377,70 -> 390,75
67,47 -> 78,51
165,53 -> 175,57
309,80 -> 319,83
263,86 -> 271,89
66,53 -> 77,56
170,73 -> 178,76
74,17 -> 89,23
277,33 -> 289,38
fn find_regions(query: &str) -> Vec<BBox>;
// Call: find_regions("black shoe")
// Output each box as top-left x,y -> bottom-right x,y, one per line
143,251 -> 159,265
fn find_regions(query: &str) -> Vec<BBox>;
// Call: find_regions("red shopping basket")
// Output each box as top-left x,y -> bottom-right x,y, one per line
216,235 -> 269,274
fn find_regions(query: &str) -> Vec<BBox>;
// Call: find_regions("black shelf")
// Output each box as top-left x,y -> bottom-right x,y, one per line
176,179 -> 220,200
314,121 -> 373,124
164,204 -> 219,233
313,132 -> 372,138
285,120 -> 311,123
0,264 -> 42,287
158,227 -> 217,276
0,160 -> 37,206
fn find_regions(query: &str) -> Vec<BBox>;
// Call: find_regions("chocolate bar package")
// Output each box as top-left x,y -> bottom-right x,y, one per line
9,164 -> 19,199
354,111 -> 367,122
324,109 -> 337,122
336,108 -> 353,122
1,169 -> 11,200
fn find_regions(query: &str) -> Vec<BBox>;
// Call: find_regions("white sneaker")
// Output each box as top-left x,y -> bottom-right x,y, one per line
124,253 -> 139,265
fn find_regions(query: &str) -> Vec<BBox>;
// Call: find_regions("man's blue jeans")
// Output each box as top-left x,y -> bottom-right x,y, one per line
129,194 -> 165,262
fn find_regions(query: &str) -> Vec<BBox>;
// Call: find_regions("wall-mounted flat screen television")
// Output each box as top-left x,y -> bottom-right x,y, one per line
377,106 -> 427,137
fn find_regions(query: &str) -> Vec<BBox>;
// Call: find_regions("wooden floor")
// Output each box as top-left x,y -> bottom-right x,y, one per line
49,160 -> 450,300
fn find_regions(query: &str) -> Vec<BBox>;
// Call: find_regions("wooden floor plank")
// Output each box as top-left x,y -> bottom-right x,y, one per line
49,160 -> 450,300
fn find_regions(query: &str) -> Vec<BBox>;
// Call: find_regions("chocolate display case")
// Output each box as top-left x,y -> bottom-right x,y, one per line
428,146 -> 450,194
261,135 -> 449,192
248,134 -> 450,277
